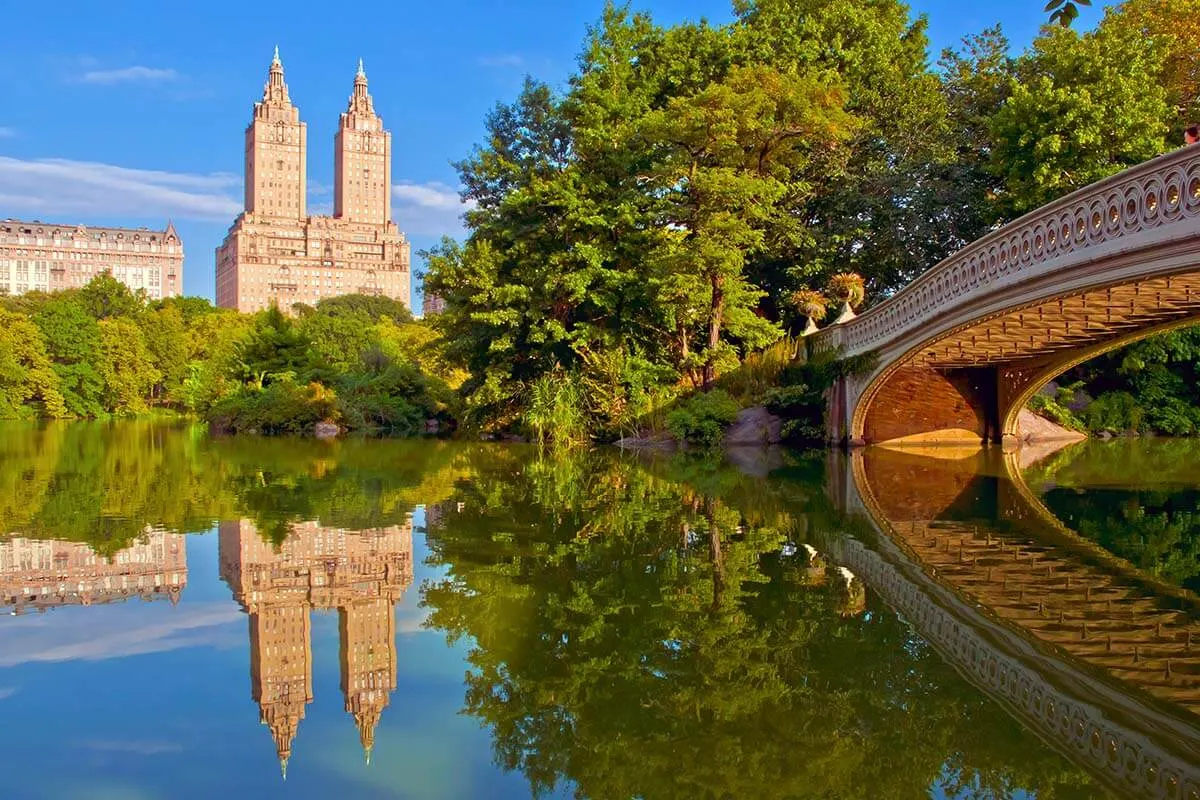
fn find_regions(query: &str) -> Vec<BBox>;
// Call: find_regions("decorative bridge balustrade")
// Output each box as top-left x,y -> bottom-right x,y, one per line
811,146 -> 1200,446
815,147 -> 1200,359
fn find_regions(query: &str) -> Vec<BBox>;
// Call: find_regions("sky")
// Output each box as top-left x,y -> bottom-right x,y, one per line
0,0 -> 1114,305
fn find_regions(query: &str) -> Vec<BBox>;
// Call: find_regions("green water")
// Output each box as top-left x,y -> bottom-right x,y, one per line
1,421 -> 1197,799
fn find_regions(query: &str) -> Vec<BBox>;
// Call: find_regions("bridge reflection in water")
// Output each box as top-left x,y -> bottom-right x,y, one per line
822,445 -> 1200,800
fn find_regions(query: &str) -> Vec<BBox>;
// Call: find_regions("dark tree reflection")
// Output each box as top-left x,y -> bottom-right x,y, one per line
422,449 -> 1104,800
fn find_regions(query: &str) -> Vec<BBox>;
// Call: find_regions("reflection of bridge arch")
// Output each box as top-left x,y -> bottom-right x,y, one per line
816,147 -> 1200,446
821,447 -> 1200,799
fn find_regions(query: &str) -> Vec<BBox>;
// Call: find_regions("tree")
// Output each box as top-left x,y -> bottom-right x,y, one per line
641,65 -> 855,386
989,16 -> 1170,214
0,309 -> 67,419
77,272 -> 146,320
97,318 -> 161,414
1045,0 -> 1093,28
137,304 -> 190,403
311,292 -> 414,324
1112,0 -> 1200,127
233,305 -> 314,387
730,0 -> 953,298
33,298 -> 104,417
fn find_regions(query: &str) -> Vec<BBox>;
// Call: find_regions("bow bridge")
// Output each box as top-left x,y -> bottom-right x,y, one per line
813,146 -> 1200,446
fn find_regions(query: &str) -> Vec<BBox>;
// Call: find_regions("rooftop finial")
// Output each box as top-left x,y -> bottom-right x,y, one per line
273,45 -> 281,64
357,58 -> 365,78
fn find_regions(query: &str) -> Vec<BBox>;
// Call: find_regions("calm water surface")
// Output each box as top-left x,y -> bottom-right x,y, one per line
1,422 -> 1198,799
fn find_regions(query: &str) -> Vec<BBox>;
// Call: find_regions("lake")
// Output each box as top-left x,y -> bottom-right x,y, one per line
1,421 -> 1198,799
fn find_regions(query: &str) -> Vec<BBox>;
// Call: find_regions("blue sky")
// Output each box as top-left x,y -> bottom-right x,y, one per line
0,0 -> 1113,304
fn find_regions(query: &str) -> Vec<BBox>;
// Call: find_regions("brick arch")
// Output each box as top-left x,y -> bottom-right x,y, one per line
843,269 -> 1200,445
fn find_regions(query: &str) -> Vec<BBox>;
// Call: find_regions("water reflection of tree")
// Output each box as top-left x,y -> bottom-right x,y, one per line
422,450 -> 1104,800
0,422 -> 474,553
1027,440 -> 1200,588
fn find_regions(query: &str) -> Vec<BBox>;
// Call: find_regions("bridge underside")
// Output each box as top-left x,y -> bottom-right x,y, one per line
857,272 -> 1200,445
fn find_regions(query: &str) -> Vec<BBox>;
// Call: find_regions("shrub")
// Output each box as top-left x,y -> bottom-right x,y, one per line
764,382 -> 827,445
1079,391 -> 1143,434
1028,393 -> 1084,431
524,371 -> 590,448
208,379 -> 339,435
336,361 -> 437,435
666,389 -> 739,447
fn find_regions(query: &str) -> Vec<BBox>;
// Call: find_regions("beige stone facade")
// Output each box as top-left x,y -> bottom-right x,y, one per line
216,50 -> 411,314
0,529 -> 187,613
0,219 -> 182,299
219,517 -> 413,773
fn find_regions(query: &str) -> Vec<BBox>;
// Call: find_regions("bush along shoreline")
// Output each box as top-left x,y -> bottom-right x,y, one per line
0,277 -> 460,437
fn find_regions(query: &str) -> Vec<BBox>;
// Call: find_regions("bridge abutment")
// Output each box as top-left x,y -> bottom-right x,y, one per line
856,365 -> 1002,446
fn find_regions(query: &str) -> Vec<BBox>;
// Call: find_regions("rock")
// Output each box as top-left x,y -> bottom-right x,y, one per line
1014,409 -> 1086,443
313,420 -> 340,439
723,406 -> 783,446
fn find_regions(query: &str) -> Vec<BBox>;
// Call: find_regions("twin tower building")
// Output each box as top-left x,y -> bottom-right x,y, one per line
216,49 -> 411,313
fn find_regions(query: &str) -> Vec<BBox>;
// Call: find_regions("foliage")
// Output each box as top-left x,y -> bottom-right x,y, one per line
33,298 -> 105,417
417,443 -> 1105,799
0,279 -> 448,437
827,272 -> 865,308
713,335 -> 799,405
788,288 -> 830,321
97,318 -> 161,415
1027,392 -> 1084,432
208,378 -> 340,435
1046,0 -> 1092,28
666,389 -> 740,447
0,310 -> 67,419
1053,328 -> 1200,436
523,371 -> 590,449
1117,0 -> 1200,126
764,351 -> 878,444
989,11 -> 1170,215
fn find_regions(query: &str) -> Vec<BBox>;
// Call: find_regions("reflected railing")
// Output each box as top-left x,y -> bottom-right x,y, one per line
824,445 -> 1200,799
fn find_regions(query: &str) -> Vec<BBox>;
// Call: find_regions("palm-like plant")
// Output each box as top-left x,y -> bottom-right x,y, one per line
789,289 -> 829,336
827,272 -> 866,323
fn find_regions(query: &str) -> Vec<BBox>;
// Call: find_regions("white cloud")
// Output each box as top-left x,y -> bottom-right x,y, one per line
79,66 -> 179,85
478,54 -> 524,68
0,603 -> 242,668
0,156 -> 241,222
392,180 -> 472,237
0,127 -> 15,139
307,181 -> 333,197
79,739 -> 184,756
0,687 -> 17,701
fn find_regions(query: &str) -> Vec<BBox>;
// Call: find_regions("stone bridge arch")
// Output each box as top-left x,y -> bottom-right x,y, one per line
816,147 -> 1200,446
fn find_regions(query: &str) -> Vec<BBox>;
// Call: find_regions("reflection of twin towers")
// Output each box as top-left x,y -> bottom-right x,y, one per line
218,519 -> 414,776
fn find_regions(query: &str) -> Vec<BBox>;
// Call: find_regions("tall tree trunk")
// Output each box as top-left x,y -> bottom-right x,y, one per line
703,275 -> 724,389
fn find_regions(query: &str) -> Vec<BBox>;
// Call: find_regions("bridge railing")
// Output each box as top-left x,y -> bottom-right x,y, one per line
811,146 -> 1200,358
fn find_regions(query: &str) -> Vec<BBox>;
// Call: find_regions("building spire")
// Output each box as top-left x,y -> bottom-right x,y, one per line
262,45 -> 290,106
347,58 -> 373,112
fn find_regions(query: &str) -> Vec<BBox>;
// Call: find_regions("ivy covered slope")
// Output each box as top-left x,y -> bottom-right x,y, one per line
0,275 -> 459,435
423,0 -> 1200,444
